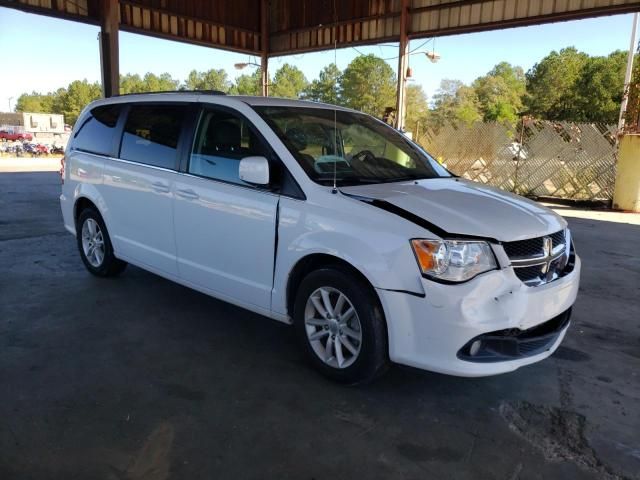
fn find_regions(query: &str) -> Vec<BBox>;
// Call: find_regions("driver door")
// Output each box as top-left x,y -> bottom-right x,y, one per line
173,106 -> 278,312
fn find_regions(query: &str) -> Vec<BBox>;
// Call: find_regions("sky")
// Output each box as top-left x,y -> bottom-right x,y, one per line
0,7 -> 637,112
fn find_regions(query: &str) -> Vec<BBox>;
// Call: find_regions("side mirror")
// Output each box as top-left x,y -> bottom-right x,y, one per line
239,156 -> 270,185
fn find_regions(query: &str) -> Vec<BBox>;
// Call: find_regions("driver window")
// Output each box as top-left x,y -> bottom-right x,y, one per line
189,109 -> 267,185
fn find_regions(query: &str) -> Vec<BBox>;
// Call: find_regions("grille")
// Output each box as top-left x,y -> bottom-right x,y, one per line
502,230 -> 565,259
513,265 -> 544,283
502,237 -> 544,258
503,230 -> 569,286
550,230 -> 566,248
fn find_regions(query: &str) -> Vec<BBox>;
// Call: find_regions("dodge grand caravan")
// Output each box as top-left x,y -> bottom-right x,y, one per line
60,92 -> 580,383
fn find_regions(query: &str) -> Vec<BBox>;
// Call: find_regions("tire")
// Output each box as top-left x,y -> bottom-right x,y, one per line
293,266 -> 389,384
76,207 -> 127,277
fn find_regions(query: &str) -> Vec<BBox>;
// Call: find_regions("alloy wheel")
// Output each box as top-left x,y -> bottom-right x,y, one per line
304,286 -> 363,369
81,218 -> 105,267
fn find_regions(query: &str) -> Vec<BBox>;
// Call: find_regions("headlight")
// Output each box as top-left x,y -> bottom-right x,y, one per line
411,239 -> 497,282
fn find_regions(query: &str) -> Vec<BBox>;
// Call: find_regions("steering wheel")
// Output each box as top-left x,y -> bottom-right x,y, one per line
351,149 -> 377,163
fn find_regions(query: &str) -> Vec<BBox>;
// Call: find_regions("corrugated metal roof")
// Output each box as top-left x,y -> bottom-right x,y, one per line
2,0 -> 639,56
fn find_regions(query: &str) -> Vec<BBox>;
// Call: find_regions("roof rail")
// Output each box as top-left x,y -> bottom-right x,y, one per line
119,90 -> 227,96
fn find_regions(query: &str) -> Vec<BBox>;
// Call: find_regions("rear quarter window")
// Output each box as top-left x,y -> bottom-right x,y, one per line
72,104 -> 122,156
119,104 -> 186,170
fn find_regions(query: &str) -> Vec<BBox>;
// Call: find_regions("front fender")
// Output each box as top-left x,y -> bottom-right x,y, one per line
271,196 -> 426,317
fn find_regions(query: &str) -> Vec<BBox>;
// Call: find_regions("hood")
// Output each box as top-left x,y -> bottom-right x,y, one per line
340,178 -> 566,242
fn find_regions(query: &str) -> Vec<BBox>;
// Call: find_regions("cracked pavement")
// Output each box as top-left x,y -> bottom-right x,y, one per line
1,172 -> 639,479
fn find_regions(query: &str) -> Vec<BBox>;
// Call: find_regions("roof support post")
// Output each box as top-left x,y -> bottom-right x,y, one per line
260,0 -> 269,96
395,0 -> 409,131
99,0 -> 120,97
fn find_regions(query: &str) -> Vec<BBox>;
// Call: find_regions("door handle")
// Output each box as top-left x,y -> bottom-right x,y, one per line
176,188 -> 199,200
151,181 -> 170,193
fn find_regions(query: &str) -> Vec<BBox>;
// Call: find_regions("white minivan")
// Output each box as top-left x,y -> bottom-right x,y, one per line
60,92 -> 580,383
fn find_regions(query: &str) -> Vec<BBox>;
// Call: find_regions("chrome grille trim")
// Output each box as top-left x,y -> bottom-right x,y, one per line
503,229 -> 571,287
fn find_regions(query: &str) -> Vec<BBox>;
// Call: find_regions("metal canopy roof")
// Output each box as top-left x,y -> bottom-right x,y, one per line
3,0 -> 640,57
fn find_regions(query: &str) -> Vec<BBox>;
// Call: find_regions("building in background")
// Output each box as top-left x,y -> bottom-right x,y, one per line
0,112 -> 68,143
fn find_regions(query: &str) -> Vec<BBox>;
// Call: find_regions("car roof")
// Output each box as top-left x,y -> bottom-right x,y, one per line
87,92 -> 355,112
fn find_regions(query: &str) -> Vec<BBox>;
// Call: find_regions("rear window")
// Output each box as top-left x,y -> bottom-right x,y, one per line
73,104 -> 122,156
119,104 -> 186,170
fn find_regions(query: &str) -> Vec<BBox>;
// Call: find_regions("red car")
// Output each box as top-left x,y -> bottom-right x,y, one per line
0,130 -> 33,142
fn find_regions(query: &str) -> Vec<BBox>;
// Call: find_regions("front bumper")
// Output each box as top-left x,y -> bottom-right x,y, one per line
376,255 -> 581,377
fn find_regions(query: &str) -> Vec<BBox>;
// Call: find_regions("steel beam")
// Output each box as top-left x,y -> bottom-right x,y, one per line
99,0 -> 119,97
261,0 -> 269,96
395,0 -> 409,131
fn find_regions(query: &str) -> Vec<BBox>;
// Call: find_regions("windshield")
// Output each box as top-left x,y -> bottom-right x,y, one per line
254,106 -> 451,186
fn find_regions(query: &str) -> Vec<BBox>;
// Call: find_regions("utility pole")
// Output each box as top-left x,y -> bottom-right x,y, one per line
8,96 -> 13,112
618,12 -> 639,133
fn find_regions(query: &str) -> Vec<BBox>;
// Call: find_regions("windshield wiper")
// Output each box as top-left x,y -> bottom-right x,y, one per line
380,175 -> 434,183
316,176 -> 384,186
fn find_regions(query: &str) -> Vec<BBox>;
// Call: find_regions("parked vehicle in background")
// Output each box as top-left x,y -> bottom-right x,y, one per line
60,92 -> 580,384
0,129 -> 33,142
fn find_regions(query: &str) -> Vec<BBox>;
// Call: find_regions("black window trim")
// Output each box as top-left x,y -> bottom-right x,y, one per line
179,103 -> 306,200
116,101 -> 192,172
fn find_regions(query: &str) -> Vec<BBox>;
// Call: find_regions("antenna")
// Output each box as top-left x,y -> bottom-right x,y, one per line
331,0 -> 339,194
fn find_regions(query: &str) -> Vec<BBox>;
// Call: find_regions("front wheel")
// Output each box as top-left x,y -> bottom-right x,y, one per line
76,208 -> 127,277
293,267 -> 389,384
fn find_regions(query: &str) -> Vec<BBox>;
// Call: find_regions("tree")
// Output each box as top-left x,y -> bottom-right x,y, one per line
56,80 -> 102,124
404,84 -> 429,136
341,54 -> 396,117
573,50 -> 626,123
270,64 -> 308,99
183,69 -> 231,92
525,47 -> 588,120
15,91 -> 55,113
624,47 -> 640,131
430,79 -> 481,126
141,72 -> 179,92
526,47 -> 627,123
120,72 -> 179,94
303,63 -> 341,104
472,62 -> 526,124
231,69 -> 263,95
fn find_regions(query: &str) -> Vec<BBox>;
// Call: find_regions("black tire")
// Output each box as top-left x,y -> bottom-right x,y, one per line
76,207 -> 127,277
293,266 -> 389,384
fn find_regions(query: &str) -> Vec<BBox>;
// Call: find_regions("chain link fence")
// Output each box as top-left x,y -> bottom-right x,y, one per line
418,120 -> 618,201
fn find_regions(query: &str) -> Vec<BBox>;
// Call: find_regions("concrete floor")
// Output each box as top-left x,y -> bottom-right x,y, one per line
1,172 -> 639,480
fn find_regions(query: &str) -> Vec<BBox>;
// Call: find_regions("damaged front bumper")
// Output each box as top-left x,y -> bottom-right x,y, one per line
376,255 -> 581,377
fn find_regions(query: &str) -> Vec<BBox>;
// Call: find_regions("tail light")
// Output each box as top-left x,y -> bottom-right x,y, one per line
60,156 -> 65,184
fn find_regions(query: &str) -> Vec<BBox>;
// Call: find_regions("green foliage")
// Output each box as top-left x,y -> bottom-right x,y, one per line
12,49 -> 629,129
271,64 -> 308,99
405,84 -> 430,136
183,69 -> 231,92
15,81 -> 101,124
56,80 -> 102,124
430,79 -> 482,127
340,54 -> 397,117
525,48 -> 625,123
624,46 -> 640,132
15,91 -> 56,113
303,63 -> 341,104
573,51 -> 626,123
525,47 -> 588,120
119,72 -> 179,94
472,62 -> 526,123
230,69 -> 262,96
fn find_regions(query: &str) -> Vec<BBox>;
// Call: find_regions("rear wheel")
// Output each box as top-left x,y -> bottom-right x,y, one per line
76,208 -> 127,277
293,267 -> 388,384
